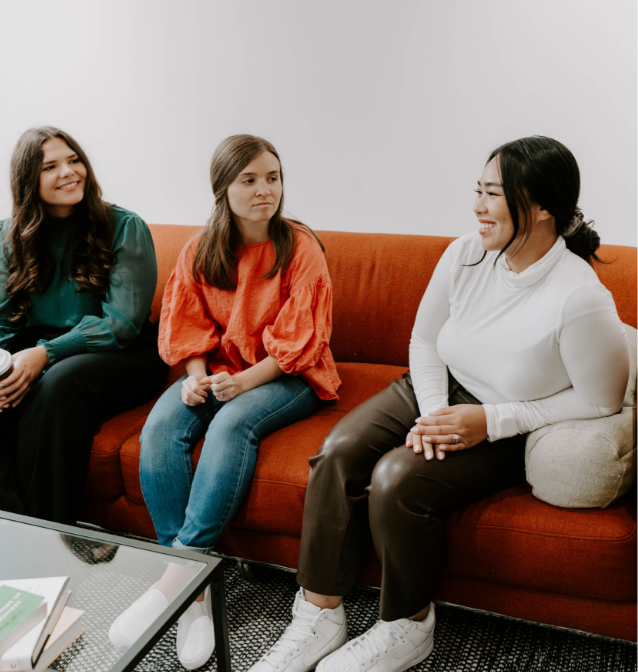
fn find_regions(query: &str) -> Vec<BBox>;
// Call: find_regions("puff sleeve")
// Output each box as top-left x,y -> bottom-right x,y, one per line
262,275 -> 333,374
262,232 -> 340,400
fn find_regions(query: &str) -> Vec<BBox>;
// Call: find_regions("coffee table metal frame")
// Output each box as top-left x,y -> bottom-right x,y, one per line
0,511 -> 231,672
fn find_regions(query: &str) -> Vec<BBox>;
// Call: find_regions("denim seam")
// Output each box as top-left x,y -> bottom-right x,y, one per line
214,384 -> 315,536
180,404 -> 220,482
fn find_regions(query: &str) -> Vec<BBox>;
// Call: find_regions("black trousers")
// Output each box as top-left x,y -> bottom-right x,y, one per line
0,325 -> 167,524
296,371 -> 526,621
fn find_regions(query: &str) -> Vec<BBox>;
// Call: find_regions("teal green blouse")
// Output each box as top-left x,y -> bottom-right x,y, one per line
0,205 -> 157,364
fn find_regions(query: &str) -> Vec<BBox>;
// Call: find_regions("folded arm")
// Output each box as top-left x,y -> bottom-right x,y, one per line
482,284 -> 629,441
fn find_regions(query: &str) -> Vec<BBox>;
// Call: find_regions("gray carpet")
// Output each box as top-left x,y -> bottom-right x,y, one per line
128,560 -> 635,672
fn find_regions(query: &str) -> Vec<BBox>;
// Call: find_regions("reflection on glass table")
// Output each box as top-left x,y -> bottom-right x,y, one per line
0,513 -> 229,672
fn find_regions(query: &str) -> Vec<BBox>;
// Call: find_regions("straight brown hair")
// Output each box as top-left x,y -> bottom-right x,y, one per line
193,134 -> 324,289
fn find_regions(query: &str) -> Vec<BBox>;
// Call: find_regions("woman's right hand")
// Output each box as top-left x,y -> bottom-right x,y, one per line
0,346 -> 49,411
181,375 -> 211,406
406,431 -> 446,461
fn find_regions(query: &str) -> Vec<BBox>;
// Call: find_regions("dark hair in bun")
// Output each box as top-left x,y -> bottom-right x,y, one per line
488,136 -> 603,265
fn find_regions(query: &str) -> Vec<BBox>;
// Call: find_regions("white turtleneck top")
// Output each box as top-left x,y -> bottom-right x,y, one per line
409,233 -> 630,442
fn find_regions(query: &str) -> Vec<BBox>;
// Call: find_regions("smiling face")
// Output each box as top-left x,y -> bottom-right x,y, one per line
226,151 -> 282,242
473,156 -> 516,251
39,137 -> 87,217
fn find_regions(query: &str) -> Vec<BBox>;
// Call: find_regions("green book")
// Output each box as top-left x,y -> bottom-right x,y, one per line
0,586 -> 46,658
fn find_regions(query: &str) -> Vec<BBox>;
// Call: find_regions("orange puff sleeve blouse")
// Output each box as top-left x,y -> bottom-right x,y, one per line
158,229 -> 341,400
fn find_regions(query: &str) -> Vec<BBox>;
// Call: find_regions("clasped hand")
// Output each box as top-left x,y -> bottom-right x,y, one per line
181,371 -> 244,406
0,346 -> 49,411
405,404 -> 488,460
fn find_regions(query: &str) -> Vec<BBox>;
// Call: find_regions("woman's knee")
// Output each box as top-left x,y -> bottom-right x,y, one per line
141,399 -> 188,453
314,422 -> 368,472
370,449 -> 408,499
369,447 -> 436,512
31,357 -> 91,401
142,376 -> 192,436
140,412 -> 166,452
139,412 -> 190,486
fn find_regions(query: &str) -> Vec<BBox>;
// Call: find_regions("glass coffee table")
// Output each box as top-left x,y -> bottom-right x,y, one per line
0,511 -> 231,672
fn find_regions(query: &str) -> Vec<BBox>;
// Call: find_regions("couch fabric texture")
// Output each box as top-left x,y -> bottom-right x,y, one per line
80,225 -> 637,641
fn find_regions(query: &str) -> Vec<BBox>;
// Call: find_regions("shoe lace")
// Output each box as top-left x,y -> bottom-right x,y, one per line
260,605 -> 318,667
347,621 -> 407,665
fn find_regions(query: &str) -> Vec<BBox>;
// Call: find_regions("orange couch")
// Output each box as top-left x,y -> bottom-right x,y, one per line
81,225 -> 637,641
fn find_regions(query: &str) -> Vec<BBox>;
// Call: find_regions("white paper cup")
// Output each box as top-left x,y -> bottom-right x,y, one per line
0,350 -> 13,382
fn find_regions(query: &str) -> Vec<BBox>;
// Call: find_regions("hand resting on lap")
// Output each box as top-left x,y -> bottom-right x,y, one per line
406,404 -> 488,460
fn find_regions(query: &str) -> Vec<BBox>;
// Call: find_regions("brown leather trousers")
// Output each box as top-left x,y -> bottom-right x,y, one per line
297,371 -> 526,621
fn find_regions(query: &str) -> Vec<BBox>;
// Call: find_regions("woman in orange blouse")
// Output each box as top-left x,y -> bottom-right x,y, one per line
109,135 -> 340,670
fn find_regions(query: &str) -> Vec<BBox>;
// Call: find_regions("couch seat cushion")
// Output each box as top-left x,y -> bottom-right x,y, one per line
444,483 -> 636,602
83,398 -> 159,500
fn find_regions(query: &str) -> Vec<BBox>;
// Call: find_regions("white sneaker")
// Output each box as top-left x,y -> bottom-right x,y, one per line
249,588 -> 348,672
109,584 -> 169,652
176,586 -> 215,670
316,603 -> 435,672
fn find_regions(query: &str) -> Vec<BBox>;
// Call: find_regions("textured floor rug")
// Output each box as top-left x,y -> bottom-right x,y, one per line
132,560 -> 636,672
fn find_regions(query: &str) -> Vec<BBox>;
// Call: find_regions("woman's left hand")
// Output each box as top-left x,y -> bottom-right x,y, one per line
409,404 -> 488,452
208,371 -> 244,402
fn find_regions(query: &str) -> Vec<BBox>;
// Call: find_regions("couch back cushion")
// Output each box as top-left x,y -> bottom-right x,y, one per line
148,225 -> 637,367
319,231 -> 455,366
594,244 -> 637,328
148,224 -> 202,328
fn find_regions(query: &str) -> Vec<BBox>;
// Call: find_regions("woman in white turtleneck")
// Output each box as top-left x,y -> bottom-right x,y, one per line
249,137 -> 630,672
409,148 -> 628,451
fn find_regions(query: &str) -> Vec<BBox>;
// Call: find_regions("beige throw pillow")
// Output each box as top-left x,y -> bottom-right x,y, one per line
525,324 -> 637,508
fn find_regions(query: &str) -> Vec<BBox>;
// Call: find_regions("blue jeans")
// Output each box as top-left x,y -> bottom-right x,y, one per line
140,373 -> 319,552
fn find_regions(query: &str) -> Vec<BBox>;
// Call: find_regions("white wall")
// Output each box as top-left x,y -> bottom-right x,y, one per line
0,0 -> 635,246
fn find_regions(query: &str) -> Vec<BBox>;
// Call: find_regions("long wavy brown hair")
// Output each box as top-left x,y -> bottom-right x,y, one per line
4,127 -> 115,323
193,134 -> 324,289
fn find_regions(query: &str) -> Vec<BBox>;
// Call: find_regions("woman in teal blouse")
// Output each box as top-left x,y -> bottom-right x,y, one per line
0,126 -> 167,524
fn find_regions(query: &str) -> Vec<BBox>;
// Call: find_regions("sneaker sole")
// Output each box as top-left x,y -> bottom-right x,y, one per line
400,639 -> 434,672
315,637 -> 432,672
